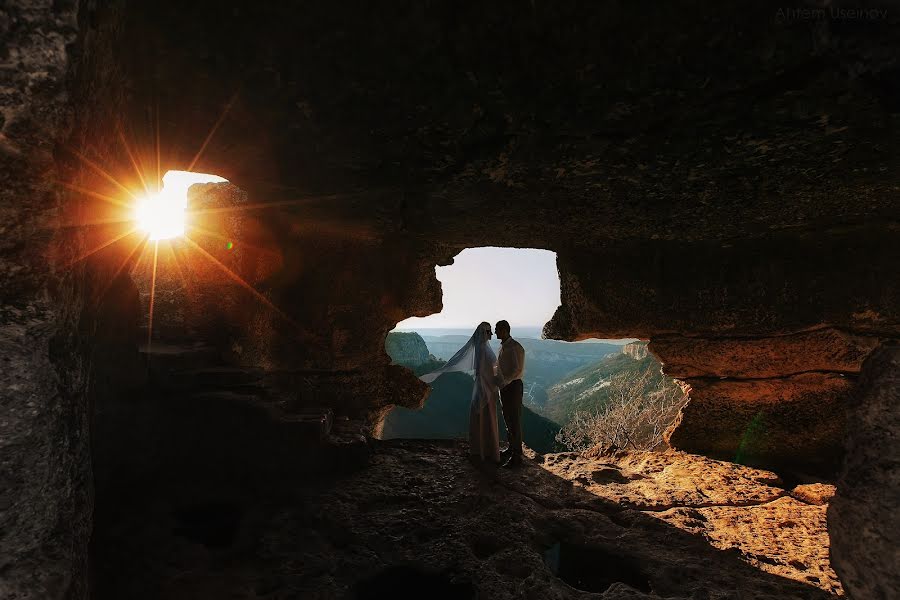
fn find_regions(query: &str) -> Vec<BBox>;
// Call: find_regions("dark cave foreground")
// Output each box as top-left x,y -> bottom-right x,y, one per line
92,437 -> 843,599
1,1 -> 898,598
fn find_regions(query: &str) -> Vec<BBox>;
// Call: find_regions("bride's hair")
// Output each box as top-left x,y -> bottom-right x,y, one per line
476,321 -> 491,341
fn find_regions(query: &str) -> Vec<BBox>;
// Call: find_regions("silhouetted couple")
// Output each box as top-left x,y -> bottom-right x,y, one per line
420,321 -> 526,468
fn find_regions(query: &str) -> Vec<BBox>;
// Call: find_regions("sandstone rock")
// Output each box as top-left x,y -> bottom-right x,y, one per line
829,343 -> 900,600
542,450 -> 785,511
656,497 -> 842,595
545,236 -> 899,342
790,484 -> 835,506
667,373 -> 854,473
0,3 -> 89,599
648,328 -> 881,379
621,341 -> 649,360
92,440 -> 842,599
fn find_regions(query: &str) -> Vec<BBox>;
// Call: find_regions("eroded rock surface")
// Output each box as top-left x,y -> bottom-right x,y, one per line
647,330 -> 883,473
542,450 -> 842,595
649,329 -> 880,379
668,373 -> 854,472
94,441 -> 842,599
0,3 -> 88,599
829,344 -> 900,599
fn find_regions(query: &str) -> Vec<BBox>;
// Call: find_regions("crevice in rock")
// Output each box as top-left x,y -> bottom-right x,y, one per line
680,369 -> 859,382
635,492 -> 790,513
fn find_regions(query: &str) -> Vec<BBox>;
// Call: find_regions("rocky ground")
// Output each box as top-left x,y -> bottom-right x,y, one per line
93,440 -> 841,599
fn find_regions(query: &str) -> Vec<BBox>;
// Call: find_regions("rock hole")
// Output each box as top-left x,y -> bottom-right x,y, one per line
353,565 -> 476,599
544,541 -> 651,594
171,501 -> 243,548
591,467 -> 629,484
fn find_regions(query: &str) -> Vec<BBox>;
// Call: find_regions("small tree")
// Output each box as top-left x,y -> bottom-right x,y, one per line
555,366 -> 687,452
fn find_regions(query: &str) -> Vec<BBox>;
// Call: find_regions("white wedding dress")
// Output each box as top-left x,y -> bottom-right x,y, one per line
420,322 -> 501,463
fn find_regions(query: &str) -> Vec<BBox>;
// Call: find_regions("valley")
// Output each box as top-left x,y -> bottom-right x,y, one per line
382,332 -> 669,454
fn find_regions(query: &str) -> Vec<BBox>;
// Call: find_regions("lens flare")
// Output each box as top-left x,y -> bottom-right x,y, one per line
134,171 -> 226,240
135,193 -> 184,240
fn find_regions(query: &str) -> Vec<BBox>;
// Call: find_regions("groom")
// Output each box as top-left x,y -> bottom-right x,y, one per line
495,320 -> 526,467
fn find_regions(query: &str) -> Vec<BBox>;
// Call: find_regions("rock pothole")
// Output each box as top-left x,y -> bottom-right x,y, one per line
544,541 -> 652,594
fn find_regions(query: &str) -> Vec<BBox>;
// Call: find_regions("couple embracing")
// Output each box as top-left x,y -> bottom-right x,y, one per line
420,321 -> 526,468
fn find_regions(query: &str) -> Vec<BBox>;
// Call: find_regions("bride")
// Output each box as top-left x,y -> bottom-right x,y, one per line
419,322 -> 501,465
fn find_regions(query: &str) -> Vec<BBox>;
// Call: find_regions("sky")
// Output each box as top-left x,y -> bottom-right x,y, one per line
394,247 -> 561,331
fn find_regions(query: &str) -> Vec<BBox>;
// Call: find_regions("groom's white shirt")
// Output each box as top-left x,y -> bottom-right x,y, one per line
497,337 -> 525,387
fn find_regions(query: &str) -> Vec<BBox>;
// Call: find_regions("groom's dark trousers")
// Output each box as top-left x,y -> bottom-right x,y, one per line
500,379 -> 524,458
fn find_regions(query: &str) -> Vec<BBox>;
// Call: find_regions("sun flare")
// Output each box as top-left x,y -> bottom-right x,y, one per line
133,170 -> 226,240
134,193 -> 184,240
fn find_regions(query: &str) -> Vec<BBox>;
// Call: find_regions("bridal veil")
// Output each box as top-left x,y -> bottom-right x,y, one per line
419,322 -> 491,384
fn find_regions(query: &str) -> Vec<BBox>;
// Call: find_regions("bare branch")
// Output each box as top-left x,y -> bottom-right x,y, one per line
555,365 -> 688,453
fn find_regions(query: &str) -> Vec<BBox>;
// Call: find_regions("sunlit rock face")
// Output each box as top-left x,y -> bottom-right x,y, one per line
621,341 -> 648,360
648,328 -> 884,473
668,374 -> 855,473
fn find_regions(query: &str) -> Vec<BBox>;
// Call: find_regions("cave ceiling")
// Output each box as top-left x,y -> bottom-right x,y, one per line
117,0 -> 900,250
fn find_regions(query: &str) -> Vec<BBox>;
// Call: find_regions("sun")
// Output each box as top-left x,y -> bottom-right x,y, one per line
134,192 -> 184,240
133,170 -> 227,240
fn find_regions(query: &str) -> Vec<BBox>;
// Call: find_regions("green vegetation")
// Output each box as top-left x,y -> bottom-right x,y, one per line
555,364 -> 686,452
380,371 -> 562,453
383,332 -> 563,453
543,353 -> 666,425
381,333 -> 683,455
419,335 -> 618,410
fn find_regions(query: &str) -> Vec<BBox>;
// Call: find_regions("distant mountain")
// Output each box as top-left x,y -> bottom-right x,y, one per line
418,335 -> 619,410
384,331 -> 435,367
380,371 -> 563,454
542,343 -> 665,425
383,334 -> 671,451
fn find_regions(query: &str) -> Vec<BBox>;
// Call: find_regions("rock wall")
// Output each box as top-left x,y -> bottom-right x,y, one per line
0,1 -> 137,597
828,343 -> 900,599
542,235 -> 896,473
1,2 -> 87,598
622,341 -> 648,361
103,2 -> 899,461
647,328 -> 883,472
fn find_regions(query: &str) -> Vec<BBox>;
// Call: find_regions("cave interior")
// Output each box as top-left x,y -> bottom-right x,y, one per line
1,1 -> 898,599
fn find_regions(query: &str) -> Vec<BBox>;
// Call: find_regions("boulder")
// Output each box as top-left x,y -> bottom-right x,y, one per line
667,373 -> 854,473
790,484 -> 835,507
829,344 -> 900,599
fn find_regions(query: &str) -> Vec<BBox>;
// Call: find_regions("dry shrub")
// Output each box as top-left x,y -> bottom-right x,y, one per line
555,366 -> 687,452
